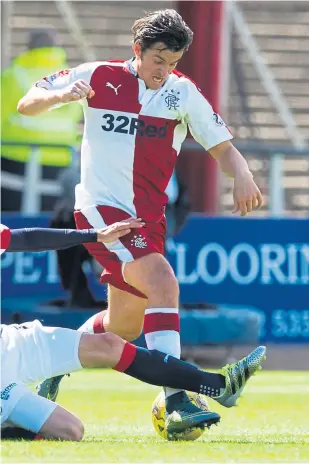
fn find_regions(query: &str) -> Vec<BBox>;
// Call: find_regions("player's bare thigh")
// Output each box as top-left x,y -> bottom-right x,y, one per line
104,284 -> 148,341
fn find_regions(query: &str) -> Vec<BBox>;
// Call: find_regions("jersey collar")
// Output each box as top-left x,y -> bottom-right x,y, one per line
125,58 -> 137,77
125,58 -> 170,90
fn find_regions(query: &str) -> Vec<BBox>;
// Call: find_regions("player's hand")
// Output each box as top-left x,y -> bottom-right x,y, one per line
232,171 -> 263,216
96,218 -> 145,243
58,80 -> 95,103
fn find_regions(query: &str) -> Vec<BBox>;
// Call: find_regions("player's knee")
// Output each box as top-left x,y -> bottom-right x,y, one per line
104,317 -> 143,341
147,267 -> 179,303
96,332 -> 126,363
79,332 -> 125,368
98,332 -> 123,350
162,271 -> 179,300
116,326 -> 143,342
67,418 -> 84,441
48,415 -> 84,441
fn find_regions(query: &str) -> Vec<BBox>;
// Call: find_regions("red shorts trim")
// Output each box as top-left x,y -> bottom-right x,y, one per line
74,205 -> 166,298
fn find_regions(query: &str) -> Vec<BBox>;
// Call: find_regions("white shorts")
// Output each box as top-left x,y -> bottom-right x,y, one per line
1,383 -> 57,433
1,320 -> 82,427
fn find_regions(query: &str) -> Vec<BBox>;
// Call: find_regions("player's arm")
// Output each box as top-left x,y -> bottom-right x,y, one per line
209,140 -> 249,178
17,65 -> 95,116
1,219 -> 144,253
185,82 -> 263,215
7,227 -> 98,251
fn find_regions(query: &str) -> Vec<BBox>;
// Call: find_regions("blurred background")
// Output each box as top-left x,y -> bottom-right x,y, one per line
1,1 -> 308,369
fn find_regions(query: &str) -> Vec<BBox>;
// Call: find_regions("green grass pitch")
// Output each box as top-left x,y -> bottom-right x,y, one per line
2,370 -> 309,463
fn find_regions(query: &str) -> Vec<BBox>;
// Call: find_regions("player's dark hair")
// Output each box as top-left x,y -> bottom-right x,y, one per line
132,9 -> 193,53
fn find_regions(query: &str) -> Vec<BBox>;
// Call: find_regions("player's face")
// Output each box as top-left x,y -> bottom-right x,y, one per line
132,42 -> 184,90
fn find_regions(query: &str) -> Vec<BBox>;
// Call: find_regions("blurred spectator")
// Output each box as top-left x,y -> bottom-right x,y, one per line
1,28 -> 82,211
50,158 -> 97,308
165,169 -> 191,239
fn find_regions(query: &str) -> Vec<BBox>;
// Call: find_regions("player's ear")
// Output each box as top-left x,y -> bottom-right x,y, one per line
132,42 -> 142,58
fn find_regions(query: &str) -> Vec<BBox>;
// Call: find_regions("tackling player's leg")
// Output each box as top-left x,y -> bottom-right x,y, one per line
38,286 -> 147,401
213,345 -> 267,408
78,332 -> 221,432
37,329 -> 266,437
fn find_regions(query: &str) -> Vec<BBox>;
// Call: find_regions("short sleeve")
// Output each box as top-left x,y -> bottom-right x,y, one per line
35,62 -> 98,91
185,81 -> 233,150
34,62 -> 99,109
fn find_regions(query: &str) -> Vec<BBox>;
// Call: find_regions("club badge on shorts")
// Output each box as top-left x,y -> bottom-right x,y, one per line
131,235 -> 147,248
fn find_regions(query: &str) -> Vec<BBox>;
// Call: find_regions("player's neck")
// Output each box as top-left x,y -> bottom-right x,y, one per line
131,58 -> 150,89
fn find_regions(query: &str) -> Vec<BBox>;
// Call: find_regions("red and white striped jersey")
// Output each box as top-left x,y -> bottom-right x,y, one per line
36,60 -> 232,222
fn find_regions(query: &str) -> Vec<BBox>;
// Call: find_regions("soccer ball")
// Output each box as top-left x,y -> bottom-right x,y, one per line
151,391 -> 210,441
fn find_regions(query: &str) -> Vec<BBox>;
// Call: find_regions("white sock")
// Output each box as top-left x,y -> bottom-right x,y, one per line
144,307 -> 183,398
78,312 -> 105,334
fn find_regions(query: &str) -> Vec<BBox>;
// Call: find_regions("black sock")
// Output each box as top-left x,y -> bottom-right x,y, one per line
165,391 -> 188,413
122,347 -> 225,398
1,427 -> 37,440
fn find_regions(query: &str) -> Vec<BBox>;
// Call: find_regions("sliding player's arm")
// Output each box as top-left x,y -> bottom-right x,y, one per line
7,227 -> 98,251
17,64 -> 95,116
0,219 -> 144,253
185,81 -> 263,216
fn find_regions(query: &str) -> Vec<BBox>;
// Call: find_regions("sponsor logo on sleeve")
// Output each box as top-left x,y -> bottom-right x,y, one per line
213,112 -> 226,127
1,383 -> 17,400
41,69 -> 71,84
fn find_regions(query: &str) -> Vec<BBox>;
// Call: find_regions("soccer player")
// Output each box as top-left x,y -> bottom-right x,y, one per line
17,9 -> 264,427
1,317 -> 266,441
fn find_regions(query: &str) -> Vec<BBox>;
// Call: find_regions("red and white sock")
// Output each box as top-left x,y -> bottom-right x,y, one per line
144,307 -> 183,398
78,311 -> 105,334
